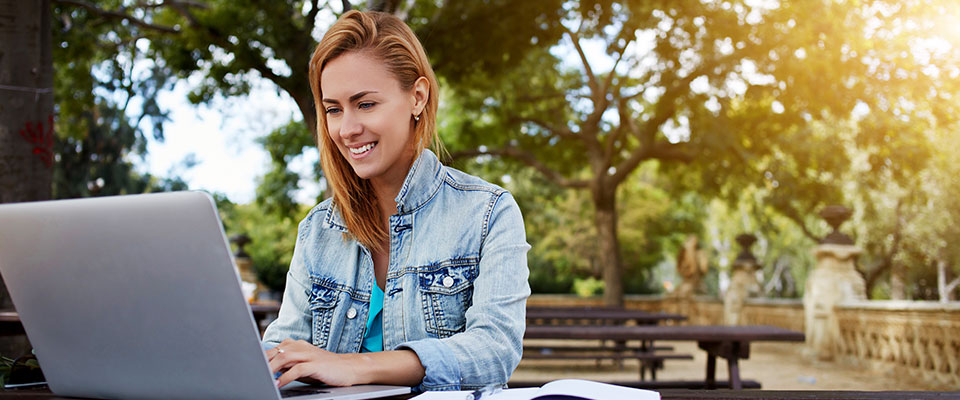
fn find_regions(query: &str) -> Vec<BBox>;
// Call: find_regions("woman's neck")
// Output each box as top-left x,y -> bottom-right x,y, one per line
369,154 -> 416,220
372,182 -> 399,222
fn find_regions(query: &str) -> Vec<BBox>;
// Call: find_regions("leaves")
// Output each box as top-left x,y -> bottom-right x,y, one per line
52,0 -> 960,300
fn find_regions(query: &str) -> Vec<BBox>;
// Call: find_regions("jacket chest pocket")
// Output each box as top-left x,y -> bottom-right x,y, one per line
308,284 -> 340,348
418,261 -> 478,338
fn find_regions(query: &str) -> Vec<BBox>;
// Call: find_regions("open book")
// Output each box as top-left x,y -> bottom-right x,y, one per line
412,379 -> 660,400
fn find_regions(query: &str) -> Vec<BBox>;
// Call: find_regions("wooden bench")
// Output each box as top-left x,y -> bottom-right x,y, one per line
523,343 -> 685,380
525,307 -> 689,378
525,325 -> 805,389
522,350 -> 693,380
524,344 -> 675,352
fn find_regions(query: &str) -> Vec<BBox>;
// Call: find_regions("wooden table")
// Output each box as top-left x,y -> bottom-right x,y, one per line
525,307 -> 689,379
0,303 -> 281,338
526,308 -> 688,325
0,311 -> 25,337
250,302 -> 281,335
524,307 -> 693,380
525,325 -> 805,390
1,388 -> 957,399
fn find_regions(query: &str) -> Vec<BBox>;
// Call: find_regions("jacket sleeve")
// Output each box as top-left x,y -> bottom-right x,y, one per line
397,191 -> 531,391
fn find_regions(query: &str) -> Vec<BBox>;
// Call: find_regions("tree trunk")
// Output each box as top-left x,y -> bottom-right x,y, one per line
938,258 -> 959,303
0,0 -> 53,204
0,0 -> 53,358
592,185 -> 623,307
889,261 -> 906,300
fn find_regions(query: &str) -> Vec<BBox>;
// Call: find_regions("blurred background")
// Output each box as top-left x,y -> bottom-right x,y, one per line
3,0 -> 960,306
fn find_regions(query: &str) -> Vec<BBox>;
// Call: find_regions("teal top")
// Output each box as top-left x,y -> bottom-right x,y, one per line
360,283 -> 384,353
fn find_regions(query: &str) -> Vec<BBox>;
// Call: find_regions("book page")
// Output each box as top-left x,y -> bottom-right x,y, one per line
410,381 -> 657,400
533,379 -> 660,400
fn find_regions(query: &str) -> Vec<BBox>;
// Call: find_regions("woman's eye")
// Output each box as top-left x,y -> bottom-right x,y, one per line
358,102 -> 376,110
325,107 -> 341,115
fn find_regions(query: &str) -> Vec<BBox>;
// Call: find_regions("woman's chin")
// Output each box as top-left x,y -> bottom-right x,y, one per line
350,165 -> 382,181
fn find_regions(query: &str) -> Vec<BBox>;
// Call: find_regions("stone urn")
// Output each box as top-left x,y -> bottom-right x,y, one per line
803,205 -> 866,360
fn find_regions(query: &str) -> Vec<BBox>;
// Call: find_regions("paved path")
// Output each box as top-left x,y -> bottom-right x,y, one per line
512,340 -> 952,391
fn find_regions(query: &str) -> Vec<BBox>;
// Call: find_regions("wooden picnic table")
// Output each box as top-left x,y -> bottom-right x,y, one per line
526,308 -> 688,324
250,302 -> 281,336
0,311 -> 25,337
0,304 -> 282,338
525,307 -> 690,380
525,325 -> 805,390
1,388 -> 957,399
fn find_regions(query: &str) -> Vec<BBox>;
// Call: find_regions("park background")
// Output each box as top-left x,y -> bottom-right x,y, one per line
2,0 -> 960,389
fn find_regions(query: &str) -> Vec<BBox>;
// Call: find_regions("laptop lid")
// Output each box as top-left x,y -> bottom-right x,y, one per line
0,192 -> 408,400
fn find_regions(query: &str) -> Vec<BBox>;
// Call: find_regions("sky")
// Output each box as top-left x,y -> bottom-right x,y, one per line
132,38 -> 614,206
135,73 -> 320,204
132,9 -> 695,206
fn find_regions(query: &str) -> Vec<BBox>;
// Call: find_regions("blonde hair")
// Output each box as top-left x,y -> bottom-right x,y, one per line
310,10 -> 441,252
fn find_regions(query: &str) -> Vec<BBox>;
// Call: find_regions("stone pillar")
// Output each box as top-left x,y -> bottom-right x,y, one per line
803,205 -> 866,360
725,234 -> 760,325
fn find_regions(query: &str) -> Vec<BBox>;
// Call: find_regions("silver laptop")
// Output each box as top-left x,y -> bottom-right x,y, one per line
0,191 -> 410,400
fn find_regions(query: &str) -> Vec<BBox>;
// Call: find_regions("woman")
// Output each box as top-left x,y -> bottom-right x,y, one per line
261,10 -> 531,392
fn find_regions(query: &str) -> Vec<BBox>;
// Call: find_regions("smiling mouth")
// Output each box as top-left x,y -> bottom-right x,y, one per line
348,142 -> 376,156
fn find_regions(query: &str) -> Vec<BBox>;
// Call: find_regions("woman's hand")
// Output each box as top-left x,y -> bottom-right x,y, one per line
266,338 -> 426,388
266,338 -> 362,387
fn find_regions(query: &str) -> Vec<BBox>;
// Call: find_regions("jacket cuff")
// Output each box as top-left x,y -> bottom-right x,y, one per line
395,338 -> 462,391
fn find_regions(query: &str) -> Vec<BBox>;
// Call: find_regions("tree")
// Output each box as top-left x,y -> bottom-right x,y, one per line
510,162 -> 705,295
0,0 -> 53,360
51,0 -> 563,217
51,0 -> 197,198
51,0 -> 561,137
1,0 -> 53,203
869,126 -> 960,301
445,0 -> 960,305
49,1 -> 960,305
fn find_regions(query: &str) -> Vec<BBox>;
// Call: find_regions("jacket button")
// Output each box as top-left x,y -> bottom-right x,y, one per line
442,276 -> 455,287
347,307 -> 357,319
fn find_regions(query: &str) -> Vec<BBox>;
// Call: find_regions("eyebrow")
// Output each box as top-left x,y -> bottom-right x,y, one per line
321,90 -> 378,104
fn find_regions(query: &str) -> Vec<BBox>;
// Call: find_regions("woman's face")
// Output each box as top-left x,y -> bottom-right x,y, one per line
321,51 -> 426,185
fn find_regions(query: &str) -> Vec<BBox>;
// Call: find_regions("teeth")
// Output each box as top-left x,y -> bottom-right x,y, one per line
349,143 -> 375,154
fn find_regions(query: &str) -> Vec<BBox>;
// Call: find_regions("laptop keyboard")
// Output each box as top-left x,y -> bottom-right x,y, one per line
279,385 -> 332,398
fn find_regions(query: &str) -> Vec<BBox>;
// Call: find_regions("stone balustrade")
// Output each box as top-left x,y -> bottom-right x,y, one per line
527,294 -> 959,387
835,301 -> 960,387
740,298 -> 805,332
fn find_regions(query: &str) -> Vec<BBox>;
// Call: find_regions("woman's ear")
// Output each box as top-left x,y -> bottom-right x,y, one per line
411,76 -> 429,117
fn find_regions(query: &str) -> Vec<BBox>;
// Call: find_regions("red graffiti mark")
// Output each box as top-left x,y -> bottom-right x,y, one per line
18,114 -> 55,168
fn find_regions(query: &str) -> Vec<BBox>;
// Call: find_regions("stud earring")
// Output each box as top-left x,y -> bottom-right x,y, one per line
414,114 -> 421,122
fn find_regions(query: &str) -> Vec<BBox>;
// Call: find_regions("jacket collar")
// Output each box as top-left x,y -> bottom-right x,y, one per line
324,149 -> 443,231
393,148 -> 443,215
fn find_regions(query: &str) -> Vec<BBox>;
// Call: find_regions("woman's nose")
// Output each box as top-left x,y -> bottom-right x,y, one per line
339,110 -> 362,139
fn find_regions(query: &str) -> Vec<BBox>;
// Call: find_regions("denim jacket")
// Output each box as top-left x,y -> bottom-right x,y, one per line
262,149 -> 531,391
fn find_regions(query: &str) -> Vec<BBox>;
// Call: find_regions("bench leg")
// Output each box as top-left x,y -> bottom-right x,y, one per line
728,355 -> 741,390
705,353 -> 716,390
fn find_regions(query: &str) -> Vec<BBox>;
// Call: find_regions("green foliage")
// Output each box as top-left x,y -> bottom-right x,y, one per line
506,163 -> 705,295
850,120 -> 960,299
0,352 -> 43,388
52,1 -> 186,198
55,0 -> 960,301
412,0 -> 566,88
256,120 -> 319,220
572,277 -> 604,297
701,189 -> 817,299
220,200 -> 310,293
